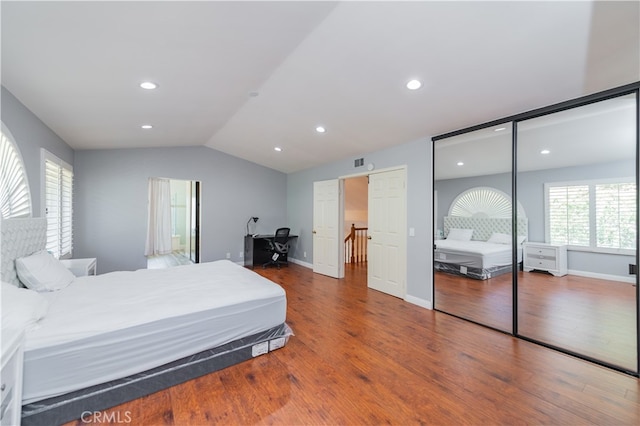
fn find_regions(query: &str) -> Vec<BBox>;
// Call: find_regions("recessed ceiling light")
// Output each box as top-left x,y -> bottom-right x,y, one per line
406,79 -> 422,90
274,147 -> 282,152
140,81 -> 158,90
316,126 -> 326,133
541,149 -> 550,154
457,162 -> 464,166
141,124 -> 153,129
494,127 -> 506,132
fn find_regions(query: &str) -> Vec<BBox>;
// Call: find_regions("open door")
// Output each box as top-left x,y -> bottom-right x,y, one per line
313,179 -> 344,278
367,169 -> 406,298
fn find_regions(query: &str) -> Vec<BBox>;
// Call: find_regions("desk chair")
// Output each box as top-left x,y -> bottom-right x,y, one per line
263,227 -> 290,269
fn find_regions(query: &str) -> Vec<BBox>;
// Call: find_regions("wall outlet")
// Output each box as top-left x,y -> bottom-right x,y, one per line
304,251 -> 307,258
239,251 -> 244,259
226,252 -> 231,259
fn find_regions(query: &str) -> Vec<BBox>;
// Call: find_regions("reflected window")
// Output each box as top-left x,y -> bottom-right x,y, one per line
545,178 -> 636,252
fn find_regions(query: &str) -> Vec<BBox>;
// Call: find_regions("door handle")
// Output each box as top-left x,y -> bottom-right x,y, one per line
312,230 -> 317,234
367,235 -> 372,240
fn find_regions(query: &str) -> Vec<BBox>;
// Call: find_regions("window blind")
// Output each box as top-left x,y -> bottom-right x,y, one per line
0,131 -> 31,218
548,185 -> 589,246
44,155 -> 73,258
547,180 -> 636,251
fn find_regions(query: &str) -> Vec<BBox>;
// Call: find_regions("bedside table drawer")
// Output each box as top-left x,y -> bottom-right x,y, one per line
526,258 -> 557,270
525,246 -> 557,258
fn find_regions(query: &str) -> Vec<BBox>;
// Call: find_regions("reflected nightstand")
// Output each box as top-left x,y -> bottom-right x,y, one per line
60,258 -> 97,277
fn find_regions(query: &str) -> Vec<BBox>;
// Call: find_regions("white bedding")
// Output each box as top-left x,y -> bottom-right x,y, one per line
434,239 -> 520,268
22,260 -> 287,403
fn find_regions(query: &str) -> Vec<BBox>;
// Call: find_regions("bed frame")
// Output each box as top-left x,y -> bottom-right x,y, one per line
435,216 -> 528,280
1,218 -> 291,425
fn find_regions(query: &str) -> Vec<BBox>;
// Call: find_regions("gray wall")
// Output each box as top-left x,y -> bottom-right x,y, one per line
1,86 -> 74,216
286,137 -> 433,306
435,159 -> 636,279
74,147 -> 287,273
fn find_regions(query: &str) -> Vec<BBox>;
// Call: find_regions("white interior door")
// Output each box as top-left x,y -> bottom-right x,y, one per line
313,179 -> 344,278
368,169 -> 407,298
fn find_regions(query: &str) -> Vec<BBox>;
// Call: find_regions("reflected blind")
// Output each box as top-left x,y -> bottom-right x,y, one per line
45,156 -> 73,258
547,180 -> 636,250
596,183 -> 636,250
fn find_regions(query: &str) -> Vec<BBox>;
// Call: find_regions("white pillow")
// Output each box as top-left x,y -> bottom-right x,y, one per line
487,232 -> 512,245
1,281 -> 50,330
447,228 -> 474,241
15,250 -> 75,292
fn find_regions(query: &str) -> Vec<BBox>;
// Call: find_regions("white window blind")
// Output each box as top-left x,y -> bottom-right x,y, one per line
0,129 -> 31,218
546,180 -> 636,252
547,185 -> 590,246
43,151 -> 73,258
595,183 -> 636,250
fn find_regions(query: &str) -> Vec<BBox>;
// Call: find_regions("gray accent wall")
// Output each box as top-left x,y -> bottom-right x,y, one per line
74,147 -> 287,273
435,159 -> 635,279
286,137 -> 433,305
1,86 -> 74,216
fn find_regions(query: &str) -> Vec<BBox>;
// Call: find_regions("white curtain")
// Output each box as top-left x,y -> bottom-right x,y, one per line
145,177 -> 172,256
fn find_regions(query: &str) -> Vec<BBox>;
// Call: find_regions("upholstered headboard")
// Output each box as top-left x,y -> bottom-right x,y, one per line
444,216 -> 528,242
0,217 -> 47,287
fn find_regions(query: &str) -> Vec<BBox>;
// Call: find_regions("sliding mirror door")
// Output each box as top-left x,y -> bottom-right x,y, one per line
516,93 -> 638,372
434,125 -> 515,332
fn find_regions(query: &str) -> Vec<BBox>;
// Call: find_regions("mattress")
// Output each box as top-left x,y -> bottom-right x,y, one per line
22,259 -> 287,404
434,239 -> 519,269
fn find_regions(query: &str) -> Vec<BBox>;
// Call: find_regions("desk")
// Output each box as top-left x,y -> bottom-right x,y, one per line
244,234 -> 297,269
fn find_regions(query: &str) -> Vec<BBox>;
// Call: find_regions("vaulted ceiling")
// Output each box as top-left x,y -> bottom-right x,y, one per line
2,1 -> 638,173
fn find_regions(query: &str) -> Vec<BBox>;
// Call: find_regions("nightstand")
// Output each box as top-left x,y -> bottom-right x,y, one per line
60,258 -> 97,276
523,242 -> 567,277
1,328 -> 25,426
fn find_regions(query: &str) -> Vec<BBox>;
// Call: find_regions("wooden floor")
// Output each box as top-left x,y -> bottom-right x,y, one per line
435,270 -> 637,371
66,262 -> 640,425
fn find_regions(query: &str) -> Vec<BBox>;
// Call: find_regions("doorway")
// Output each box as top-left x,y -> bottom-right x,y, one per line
313,167 -> 407,299
147,178 -> 200,269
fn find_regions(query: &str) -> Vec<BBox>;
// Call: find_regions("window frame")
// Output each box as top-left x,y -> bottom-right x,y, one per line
544,176 -> 636,255
40,149 -> 73,259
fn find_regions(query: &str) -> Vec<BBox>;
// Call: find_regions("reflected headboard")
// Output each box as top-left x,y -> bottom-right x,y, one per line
444,216 -> 528,242
0,217 -> 47,287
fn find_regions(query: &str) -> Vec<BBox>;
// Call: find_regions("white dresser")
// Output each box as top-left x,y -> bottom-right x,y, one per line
1,328 -> 24,426
523,242 -> 568,277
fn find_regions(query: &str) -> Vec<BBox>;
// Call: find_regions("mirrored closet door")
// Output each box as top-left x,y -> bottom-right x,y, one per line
433,124 -> 515,332
516,93 -> 638,372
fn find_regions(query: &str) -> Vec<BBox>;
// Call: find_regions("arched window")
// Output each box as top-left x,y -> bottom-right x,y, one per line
0,125 -> 31,218
449,186 -> 525,218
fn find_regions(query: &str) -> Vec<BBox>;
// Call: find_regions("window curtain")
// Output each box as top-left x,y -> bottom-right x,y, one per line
145,178 -> 172,256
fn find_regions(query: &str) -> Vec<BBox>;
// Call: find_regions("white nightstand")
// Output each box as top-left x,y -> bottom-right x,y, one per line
1,328 -> 25,426
60,258 -> 97,276
523,242 -> 567,277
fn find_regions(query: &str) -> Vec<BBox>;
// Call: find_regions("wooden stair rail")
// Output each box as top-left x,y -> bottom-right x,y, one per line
344,223 -> 368,263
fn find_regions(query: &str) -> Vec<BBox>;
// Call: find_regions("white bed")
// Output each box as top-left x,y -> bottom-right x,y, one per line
434,215 -> 527,280
1,217 -> 291,425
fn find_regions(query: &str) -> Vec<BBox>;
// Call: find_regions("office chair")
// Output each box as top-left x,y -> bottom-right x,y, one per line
263,227 -> 290,269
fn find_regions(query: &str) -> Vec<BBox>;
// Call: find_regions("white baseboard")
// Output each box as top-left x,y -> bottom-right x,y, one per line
289,258 -> 313,269
405,295 -> 433,310
568,269 -> 636,284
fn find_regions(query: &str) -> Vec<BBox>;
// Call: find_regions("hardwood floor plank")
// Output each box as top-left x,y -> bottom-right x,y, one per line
62,263 -> 639,425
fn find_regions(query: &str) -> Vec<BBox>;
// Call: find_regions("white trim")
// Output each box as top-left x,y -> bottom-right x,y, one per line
568,270 -> 636,284
339,164 -> 407,180
289,257 -> 313,269
405,295 -> 432,310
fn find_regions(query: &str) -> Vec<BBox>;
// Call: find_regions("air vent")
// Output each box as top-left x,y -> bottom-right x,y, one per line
354,158 -> 364,167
